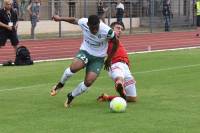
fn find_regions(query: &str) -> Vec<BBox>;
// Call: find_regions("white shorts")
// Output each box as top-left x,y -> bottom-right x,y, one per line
108,62 -> 137,97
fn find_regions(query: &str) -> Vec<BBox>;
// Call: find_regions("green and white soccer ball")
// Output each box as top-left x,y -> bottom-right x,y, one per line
110,97 -> 127,112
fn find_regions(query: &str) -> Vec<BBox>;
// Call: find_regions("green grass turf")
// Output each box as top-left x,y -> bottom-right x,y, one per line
0,48 -> 200,133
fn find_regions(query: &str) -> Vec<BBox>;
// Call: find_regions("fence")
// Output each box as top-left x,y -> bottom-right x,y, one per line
5,0 -> 196,38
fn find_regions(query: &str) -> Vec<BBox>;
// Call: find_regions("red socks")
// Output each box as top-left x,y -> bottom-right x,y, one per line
104,95 -> 117,101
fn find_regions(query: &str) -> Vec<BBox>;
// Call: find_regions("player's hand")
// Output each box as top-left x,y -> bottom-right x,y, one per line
104,58 -> 111,71
52,15 -> 61,21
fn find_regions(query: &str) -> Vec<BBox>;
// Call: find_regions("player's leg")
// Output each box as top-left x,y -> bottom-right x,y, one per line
64,71 -> 98,108
97,62 -> 126,101
124,79 -> 137,102
97,63 -> 137,102
110,62 -> 126,98
115,76 -> 126,99
64,55 -> 104,107
99,74 -> 137,102
124,68 -> 137,102
50,50 -> 87,96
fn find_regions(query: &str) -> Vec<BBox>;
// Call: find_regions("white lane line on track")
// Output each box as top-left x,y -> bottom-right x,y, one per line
2,45 -> 198,65
0,63 -> 200,93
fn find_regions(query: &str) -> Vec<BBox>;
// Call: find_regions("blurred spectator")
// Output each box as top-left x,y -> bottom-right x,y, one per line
0,1 -> 3,8
27,0 -> 40,39
19,0 -> 29,20
97,0 -> 108,23
12,0 -> 19,16
142,0 -> 149,16
116,0 -> 124,23
195,0 -> 200,36
111,1 -> 117,18
53,0 -> 59,15
69,0 -> 76,17
0,0 -> 19,52
162,0 -> 172,32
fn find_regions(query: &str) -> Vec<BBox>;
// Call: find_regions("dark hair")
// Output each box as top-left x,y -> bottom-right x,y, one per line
88,15 -> 100,26
110,21 -> 125,30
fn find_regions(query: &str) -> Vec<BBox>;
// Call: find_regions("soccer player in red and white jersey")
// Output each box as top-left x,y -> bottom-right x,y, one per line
98,21 -> 137,102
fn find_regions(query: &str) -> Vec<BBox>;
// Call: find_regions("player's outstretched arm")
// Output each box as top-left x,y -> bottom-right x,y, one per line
52,15 -> 78,25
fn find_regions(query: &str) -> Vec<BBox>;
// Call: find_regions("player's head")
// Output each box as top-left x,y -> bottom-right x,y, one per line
4,0 -> 13,10
87,15 -> 100,35
110,21 -> 125,37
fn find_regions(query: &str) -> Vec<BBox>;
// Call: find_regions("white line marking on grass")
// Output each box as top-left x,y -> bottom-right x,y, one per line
128,46 -> 200,55
0,83 -> 49,92
0,63 -> 200,93
134,64 -> 200,74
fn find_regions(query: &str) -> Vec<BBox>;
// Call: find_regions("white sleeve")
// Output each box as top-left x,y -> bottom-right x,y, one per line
78,18 -> 87,26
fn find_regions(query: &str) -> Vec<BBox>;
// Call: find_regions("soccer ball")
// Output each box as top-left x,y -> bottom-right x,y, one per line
110,97 -> 127,112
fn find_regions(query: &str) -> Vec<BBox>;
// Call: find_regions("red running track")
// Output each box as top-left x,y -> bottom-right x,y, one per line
0,31 -> 200,64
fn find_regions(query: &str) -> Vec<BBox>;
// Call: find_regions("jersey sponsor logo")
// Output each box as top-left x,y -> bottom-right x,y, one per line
84,39 -> 103,48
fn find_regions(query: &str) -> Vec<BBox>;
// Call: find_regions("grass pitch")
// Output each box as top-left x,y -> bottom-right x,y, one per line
0,48 -> 200,133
